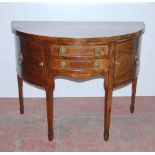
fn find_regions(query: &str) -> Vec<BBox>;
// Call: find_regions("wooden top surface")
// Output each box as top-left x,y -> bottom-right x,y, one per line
11,21 -> 145,39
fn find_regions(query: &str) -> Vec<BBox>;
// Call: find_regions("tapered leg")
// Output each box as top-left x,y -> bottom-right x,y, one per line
45,72 -> 54,141
104,87 -> 113,141
104,68 -> 114,142
17,74 -> 24,114
103,43 -> 115,141
130,77 -> 138,113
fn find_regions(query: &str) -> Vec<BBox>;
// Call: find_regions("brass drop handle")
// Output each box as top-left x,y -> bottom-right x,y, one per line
18,53 -> 23,65
94,61 -> 100,70
60,61 -> 67,70
135,54 -> 140,66
95,47 -> 101,57
59,47 -> 66,57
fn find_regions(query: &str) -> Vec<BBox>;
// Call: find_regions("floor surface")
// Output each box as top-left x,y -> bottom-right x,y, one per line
0,97 -> 155,152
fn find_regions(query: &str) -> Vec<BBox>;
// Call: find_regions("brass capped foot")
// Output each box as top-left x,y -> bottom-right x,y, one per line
130,105 -> 134,113
20,106 -> 24,114
48,132 -> 54,141
104,132 -> 109,141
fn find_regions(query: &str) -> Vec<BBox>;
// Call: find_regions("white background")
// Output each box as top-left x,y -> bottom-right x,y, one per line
0,2 -> 154,97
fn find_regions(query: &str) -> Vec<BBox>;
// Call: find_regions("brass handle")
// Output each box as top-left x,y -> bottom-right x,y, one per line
135,55 -> 138,60
115,61 -> 120,65
135,54 -> 140,66
18,53 -> 23,65
94,61 -> 100,70
59,47 -> 66,57
39,62 -> 44,67
60,61 -> 67,70
95,47 -> 101,57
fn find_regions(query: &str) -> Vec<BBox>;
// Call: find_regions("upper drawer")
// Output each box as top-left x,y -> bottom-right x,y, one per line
49,44 -> 109,59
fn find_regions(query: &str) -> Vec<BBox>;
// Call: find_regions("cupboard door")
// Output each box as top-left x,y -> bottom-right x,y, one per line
16,37 -> 45,87
114,38 -> 140,87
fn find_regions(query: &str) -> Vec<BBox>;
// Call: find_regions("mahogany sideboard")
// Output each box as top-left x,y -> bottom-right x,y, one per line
11,21 -> 145,141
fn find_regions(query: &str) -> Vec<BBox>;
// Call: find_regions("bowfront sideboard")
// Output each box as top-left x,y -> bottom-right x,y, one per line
11,21 -> 145,141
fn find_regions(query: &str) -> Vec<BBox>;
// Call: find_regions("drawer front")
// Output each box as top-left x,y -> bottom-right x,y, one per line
47,59 -> 109,73
114,38 -> 140,87
49,45 -> 109,59
16,37 -> 45,87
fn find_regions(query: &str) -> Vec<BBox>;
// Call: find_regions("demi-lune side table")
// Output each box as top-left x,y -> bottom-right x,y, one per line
11,21 -> 145,141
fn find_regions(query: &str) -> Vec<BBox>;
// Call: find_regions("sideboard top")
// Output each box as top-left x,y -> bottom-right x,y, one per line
11,21 -> 145,39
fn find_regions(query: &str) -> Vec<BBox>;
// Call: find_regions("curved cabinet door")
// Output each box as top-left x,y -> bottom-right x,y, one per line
114,38 -> 141,87
15,36 -> 45,87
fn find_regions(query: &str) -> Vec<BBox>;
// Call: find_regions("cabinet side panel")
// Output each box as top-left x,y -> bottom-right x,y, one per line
15,35 -> 22,74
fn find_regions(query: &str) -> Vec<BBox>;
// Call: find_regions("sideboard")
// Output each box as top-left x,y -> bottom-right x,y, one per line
11,21 -> 145,141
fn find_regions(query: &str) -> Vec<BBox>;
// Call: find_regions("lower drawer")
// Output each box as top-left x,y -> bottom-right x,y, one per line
47,59 -> 109,73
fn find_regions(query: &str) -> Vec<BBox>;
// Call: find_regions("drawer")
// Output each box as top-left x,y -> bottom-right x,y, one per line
49,45 -> 109,59
47,59 -> 109,73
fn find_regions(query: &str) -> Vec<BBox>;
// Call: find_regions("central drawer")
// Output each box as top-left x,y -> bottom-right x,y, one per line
47,59 -> 109,73
49,44 -> 109,59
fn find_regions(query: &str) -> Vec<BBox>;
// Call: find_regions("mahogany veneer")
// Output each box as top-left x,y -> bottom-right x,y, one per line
11,21 -> 145,141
